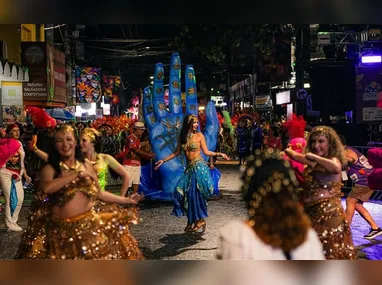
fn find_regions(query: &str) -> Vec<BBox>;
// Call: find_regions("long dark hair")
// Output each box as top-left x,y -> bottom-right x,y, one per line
180,114 -> 197,145
47,124 -> 85,177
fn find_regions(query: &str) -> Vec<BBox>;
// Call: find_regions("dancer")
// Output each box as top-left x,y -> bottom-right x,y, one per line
284,126 -> 357,259
0,138 -> 26,231
17,124 -> 143,259
339,135 -> 382,239
31,127 -> 131,195
155,114 -> 229,232
218,150 -> 325,260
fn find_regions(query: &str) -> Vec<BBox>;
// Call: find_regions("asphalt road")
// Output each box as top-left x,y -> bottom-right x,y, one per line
1,163 -> 381,260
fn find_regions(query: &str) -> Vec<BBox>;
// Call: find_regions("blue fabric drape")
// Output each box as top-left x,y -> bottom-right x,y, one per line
10,178 -> 18,217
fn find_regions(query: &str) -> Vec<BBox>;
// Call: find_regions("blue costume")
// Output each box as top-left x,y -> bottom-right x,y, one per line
172,155 -> 214,224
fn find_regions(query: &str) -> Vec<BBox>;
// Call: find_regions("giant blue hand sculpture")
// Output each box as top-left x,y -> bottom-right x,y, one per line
143,52 -> 219,200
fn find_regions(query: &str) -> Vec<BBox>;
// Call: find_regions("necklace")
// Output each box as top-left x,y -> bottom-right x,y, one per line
88,154 -> 100,166
186,132 -> 194,140
60,161 -> 81,172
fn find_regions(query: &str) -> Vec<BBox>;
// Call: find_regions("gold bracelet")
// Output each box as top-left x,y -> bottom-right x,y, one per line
163,158 -> 168,162
33,146 -> 38,153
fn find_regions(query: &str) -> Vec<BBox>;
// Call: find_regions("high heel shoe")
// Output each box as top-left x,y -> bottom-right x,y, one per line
184,224 -> 194,232
192,220 -> 206,233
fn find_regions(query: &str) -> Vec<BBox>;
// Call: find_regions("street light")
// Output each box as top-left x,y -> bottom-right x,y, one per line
150,81 -> 154,85
150,76 -> 154,79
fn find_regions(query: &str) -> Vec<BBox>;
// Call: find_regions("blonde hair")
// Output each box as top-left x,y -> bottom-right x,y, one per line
81,127 -> 101,143
304,126 -> 346,165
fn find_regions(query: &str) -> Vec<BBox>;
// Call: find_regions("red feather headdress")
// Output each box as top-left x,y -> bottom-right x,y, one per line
27,107 -> 57,129
283,114 -> 307,139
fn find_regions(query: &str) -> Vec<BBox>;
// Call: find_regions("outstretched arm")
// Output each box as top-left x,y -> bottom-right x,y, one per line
32,147 -> 49,163
103,154 -> 131,197
284,148 -> 312,165
305,153 -> 342,174
154,138 -> 182,170
200,133 -> 229,160
30,135 -> 49,162
98,190 -> 142,205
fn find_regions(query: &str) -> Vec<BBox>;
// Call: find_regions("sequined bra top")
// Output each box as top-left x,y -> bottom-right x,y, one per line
182,132 -> 199,152
182,141 -> 199,152
50,177 -> 99,207
302,168 -> 342,205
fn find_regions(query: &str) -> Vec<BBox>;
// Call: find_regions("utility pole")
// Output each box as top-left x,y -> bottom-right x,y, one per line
295,25 -> 310,118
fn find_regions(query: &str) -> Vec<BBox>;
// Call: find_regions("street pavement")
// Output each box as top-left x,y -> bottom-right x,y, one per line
0,162 -> 381,260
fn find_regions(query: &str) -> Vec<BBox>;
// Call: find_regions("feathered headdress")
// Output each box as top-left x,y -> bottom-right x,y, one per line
27,107 -> 57,129
0,138 -> 21,166
283,114 -> 307,139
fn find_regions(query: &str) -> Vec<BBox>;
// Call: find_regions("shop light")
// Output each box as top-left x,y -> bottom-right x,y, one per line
361,55 -> 382,63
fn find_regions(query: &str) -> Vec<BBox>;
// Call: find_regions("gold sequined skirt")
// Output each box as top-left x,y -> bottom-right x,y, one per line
305,197 -> 357,260
45,207 -> 144,260
15,192 -> 50,259
16,197 -> 143,260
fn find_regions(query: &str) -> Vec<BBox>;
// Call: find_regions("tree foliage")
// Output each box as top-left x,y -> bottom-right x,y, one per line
170,24 -> 295,65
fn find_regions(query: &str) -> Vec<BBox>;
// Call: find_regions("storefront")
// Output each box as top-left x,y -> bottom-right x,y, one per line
0,61 -> 30,125
21,42 -> 67,111
228,74 -> 256,114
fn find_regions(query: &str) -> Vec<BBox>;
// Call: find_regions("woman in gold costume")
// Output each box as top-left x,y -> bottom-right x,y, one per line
284,126 -> 357,259
16,124 -> 143,259
30,127 -> 131,195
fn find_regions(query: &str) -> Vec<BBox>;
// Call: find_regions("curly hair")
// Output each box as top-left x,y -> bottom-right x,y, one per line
48,124 -> 84,178
243,155 -> 311,253
304,126 -> 346,165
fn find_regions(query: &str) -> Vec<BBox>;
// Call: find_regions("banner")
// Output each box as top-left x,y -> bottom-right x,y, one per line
21,42 -> 48,102
2,105 -> 24,124
75,66 -> 102,103
102,75 -> 121,98
356,66 -> 382,123
1,82 -> 23,106
47,43 -> 66,103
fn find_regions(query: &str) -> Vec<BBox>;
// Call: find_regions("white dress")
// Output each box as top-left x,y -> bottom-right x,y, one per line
217,220 -> 325,260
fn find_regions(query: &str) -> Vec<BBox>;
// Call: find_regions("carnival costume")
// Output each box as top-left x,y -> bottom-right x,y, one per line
0,138 -> 25,231
16,161 -> 143,260
172,133 -> 215,227
300,128 -> 357,260
283,114 -> 307,185
367,148 -> 382,190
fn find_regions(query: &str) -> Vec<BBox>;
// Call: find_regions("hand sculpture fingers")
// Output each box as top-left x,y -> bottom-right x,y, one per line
204,101 -> 219,149
168,53 -> 183,115
143,87 -> 157,131
152,63 -> 169,121
184,65 -> 198,117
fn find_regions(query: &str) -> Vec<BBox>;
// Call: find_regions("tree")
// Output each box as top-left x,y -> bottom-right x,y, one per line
170,24 -> 295,66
